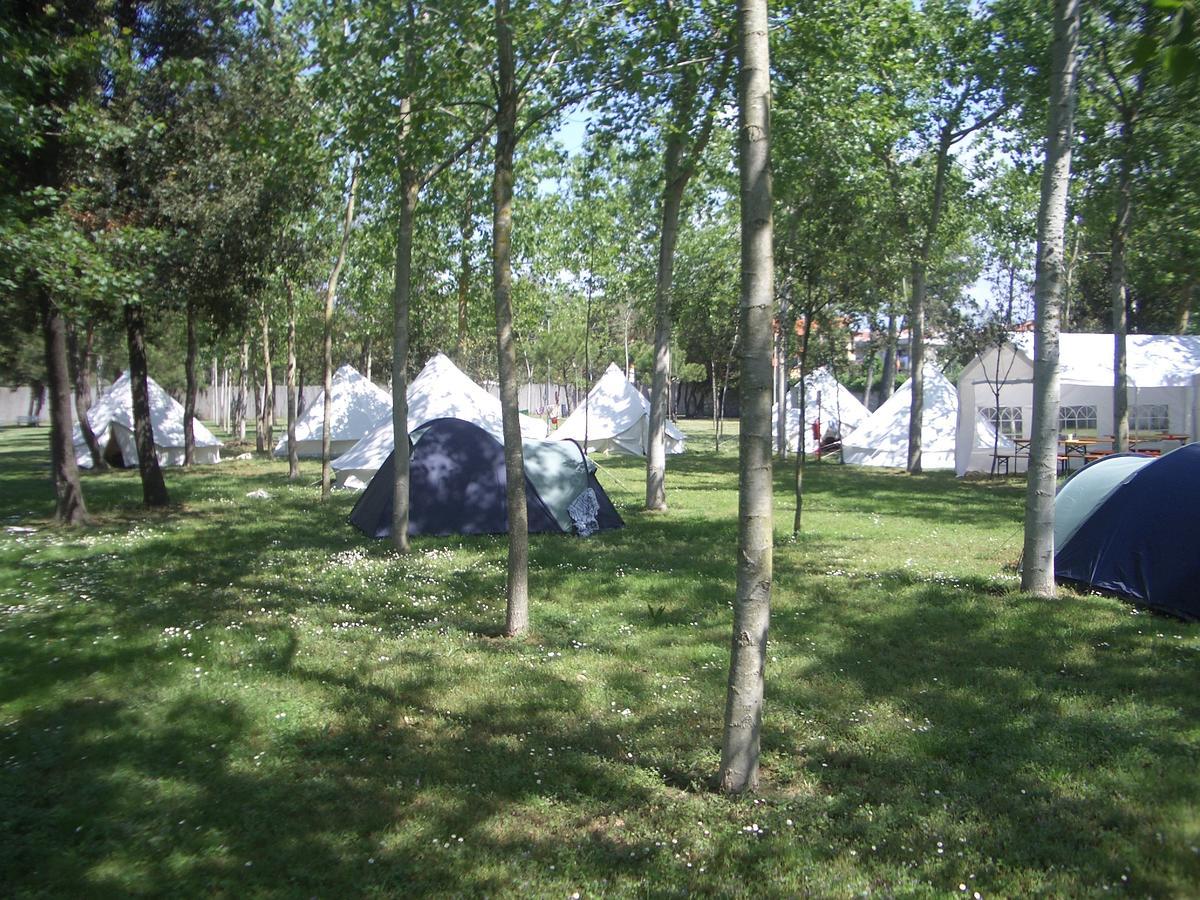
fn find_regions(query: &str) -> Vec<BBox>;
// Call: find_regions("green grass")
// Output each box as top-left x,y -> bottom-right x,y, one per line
1,422 -> 1197,897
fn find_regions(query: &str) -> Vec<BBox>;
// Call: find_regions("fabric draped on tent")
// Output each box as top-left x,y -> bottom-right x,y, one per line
843,364 -> 1004,470
1055,444 -> 1200,620
955,333 -> 1200,475
272,364 -> 392,460
73,371 -> 222,469
551,362 -> 685,456
348,417 -> 623,538
771,367 -> 870,453
331,353 -> 547,488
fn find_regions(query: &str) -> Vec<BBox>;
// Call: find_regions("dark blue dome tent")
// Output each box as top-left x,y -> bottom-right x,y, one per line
1054,444 -> 1200,620
349,417 -> 623,539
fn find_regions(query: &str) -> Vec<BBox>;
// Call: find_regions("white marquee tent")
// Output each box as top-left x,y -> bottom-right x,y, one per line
551,362 -> 685,456
332,353 -> 547,488
74,370 -> 222,469
844,364 -> 1004,470
772,367 -> 870,453
954,333 -> 1200,475
273,364 -> 392,460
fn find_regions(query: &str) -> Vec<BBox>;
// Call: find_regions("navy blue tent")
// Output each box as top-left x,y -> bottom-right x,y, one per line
1056,443 -> 1200,620
348,417 -> 623,539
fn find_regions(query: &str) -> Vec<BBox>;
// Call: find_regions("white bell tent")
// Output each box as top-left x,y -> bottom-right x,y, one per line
844,364 -> 1002,470
551,362 -> 686,456
332,353 -> 547,488
772,367 -> 870,453
273,364 -> 392,460
74,371 -> 222,469
954,333 -> 1200,476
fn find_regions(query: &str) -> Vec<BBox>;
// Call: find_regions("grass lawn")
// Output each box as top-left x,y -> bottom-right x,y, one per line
1,421 -> 1197,897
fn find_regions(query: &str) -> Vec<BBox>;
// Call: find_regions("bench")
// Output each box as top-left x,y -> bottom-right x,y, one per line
16,416 -> 40,426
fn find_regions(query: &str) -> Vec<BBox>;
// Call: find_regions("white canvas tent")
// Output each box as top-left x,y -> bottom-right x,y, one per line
551,362 -> 685,456
772,367 -> 870,453
332,353 -> 547,488
955,333 -> 1200,476
844,364 -> 1003,470
74,371 -> 222,469
273,364 -> 392,460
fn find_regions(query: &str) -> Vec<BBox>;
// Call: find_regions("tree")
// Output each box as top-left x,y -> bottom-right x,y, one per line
1021,0 -> 1082,596
320,163 -> 360,500
623,1 -> 734,512
0,1 -> 108,524
477,0 -> 613,635
720,0 -> 774,796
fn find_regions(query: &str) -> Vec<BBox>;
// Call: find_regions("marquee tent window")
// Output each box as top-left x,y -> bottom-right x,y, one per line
1058,404 -> 1098,433
1130,403 -> 1169,431
981,406 -> 1024,438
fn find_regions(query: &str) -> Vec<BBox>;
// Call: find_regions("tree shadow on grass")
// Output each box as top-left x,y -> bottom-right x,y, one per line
1,648 -> 671,897
757,585 -> 1200,895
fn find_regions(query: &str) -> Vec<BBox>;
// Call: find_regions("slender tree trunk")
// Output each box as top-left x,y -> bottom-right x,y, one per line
646,173 -> 686,511
285,276 -> 300,480
321,164 -> 361,499
774,290 -> 789,459
392,169 -> 420,552
906,129 -> 953,474
494,0 -> 530,637
645,50 -> 730,509
907,261 -> 926,473
42,290 -> 90,524
254,353 -> 266,454
456,185 -> 474,361
234,337 -> 248,441
184,301 -> 197,465
260,307 -> 274,451
793,313 -> 812,534
711,359 -> 719,451
1021,0 -> 1080,596
124,302 -> 169,506
881,310 -> 898,402
1174,278 -> 1194,333
720,0 -> 774,795
69,322 -> 106,470
1111,122 -> 1134,453
862,343 -> 875,412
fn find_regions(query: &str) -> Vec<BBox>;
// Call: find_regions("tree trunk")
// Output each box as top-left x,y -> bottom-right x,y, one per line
124,302 -> 169,506
456,184 -> 474,362
321,164 -> 361,499
862,342 -> 875,412
286,276 -> 300,480
1111,120 -> 1134,453
907,261 -> 926,473
720,0 -> 774,796
646,172 -> 686,511
1021,0 -> 1080,596
42,290 -> 90,524
880,310 -> 898,402
234,337 -> 248,441
494,0 -> 530,637
774,289 -> 789,459
644,49 -> 731,508
711,359 -> 720,451
69,322 -> 106,471
184,301 -> 197,465
260,306 -> 274,451
392,169 -> 420,552
793,310 -> 813,534
906,126 -> 953,474
718,327 -> 739,452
